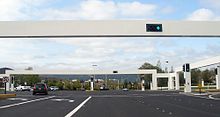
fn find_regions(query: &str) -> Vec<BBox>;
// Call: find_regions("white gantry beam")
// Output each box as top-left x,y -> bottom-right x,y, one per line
6,69 -> 157,75
175,55 -> 220,72
0,21 -> 220,38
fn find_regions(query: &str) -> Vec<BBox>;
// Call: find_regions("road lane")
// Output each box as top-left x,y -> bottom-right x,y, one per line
0,94 -> 88,117
74,96 -> 166,117
1,91 -> 220,117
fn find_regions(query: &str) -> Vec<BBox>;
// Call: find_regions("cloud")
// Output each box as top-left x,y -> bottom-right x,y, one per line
0,0 -> 54,21
38,0 -> 157,20
187,8 -> 216,21
199,0 -> 220,10
118,1 -> 157,17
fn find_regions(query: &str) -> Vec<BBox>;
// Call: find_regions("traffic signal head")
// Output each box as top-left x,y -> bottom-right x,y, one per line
183,65 -> 185,72
183,63 -> 190,72
146,24 -> 163,32
186,63 -> 190,72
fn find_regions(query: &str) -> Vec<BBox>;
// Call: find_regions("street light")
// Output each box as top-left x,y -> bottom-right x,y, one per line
165,60 -> 169,73
91,64 -> 98,91
92,64 -> 98,80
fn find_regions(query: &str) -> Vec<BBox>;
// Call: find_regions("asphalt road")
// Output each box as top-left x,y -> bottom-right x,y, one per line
0,90 -> 220,117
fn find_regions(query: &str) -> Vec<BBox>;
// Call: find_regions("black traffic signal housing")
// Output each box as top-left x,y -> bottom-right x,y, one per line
113,71 -> 118,73
183,65 -> 185,72
146,24 -> 163,32
183,63 -> 190,72
186,63 -> 190,72
215,68 -> 218,75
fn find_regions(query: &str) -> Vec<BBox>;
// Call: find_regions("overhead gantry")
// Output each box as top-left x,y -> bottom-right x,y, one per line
0,20 -> 220,92
0,20 -> 220,38
3,69 -> 173,91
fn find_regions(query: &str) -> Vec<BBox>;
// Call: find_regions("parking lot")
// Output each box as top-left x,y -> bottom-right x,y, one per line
0,90 -> 220,117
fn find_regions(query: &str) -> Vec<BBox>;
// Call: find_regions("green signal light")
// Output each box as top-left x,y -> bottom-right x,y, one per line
146,24 -> 163,32
156,26 -> 161,30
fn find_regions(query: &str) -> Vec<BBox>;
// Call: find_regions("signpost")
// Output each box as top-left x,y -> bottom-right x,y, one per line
3,77 -> 9,94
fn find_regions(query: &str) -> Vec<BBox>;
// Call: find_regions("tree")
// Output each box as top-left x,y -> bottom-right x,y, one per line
123,79 -> 128,88
139,62 -> 164,73
170,66 -> 174,73
14,75 -> 41,86
164,67 -> 168,73
202,69 -> 215,84
56,81 -> 64,90
72,80 -> 82,90
156,60 -> 162,70
191,69 -> 201,85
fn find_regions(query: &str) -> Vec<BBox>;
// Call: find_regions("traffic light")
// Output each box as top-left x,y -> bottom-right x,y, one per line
90,75 -> 94,81
113,71 -> 118,73
215,68 -> 218,75
146,24 -> 163,32
183,65 -> 185,72
183,63 -> 190,72
186,63 -> 190,72
91,77 -> 94,81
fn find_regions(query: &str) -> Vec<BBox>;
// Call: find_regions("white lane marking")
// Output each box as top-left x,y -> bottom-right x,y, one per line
8,98 -> 28,101
208,95 -> 220,100
68,100 -> 74,103
65,96 -> 92,117
0,96 -> 55,109
51,99 -> 74,103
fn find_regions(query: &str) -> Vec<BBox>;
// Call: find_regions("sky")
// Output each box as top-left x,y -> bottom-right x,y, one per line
0,0 -> 220,71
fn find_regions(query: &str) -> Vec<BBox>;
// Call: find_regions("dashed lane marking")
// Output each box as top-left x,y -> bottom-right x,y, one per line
7,98 -> 28,101
51,99 -> 74,103
0,96 -> 55,109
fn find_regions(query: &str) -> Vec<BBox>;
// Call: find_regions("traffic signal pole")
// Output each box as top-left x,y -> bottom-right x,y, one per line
4,82 -> 6,94
183,63 -> 191,93
90,76 -> 94,91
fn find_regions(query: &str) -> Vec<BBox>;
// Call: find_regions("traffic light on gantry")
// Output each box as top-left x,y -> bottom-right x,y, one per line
146,24 -> 163,32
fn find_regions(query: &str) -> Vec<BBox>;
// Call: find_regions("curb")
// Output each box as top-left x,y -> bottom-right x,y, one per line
179,92 -> 208,96
0,94 -> 16,99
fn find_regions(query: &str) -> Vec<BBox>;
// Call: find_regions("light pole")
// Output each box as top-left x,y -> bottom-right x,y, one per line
91,64 -> 97,91
92,64 -> 98,79
166,60 -> 173,90
165,60 -> 169,73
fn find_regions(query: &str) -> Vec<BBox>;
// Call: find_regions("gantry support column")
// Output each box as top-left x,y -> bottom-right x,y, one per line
216,66 -> 220,89
152,71 -> 158,90
141,79 -> 145,91
168,75 -> 174,90
175,72 -> 180,90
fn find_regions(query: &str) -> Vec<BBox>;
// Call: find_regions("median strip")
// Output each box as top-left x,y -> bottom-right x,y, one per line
0,96 -> 55,109
0,94 -> 16,99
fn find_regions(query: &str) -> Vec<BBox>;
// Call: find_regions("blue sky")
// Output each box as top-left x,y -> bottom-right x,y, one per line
0,0 -> 220,71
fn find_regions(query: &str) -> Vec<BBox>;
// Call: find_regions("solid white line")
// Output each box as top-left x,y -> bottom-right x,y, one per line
208,95 -> 220,100
0,96 -> 55,109
65,96 -> 92,117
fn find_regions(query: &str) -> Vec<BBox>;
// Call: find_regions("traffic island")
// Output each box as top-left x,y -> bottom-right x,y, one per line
0,94 -> 16,99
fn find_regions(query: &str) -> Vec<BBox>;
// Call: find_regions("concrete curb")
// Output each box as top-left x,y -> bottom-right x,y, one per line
0,94 -> 16,99
179,92 -> 208,96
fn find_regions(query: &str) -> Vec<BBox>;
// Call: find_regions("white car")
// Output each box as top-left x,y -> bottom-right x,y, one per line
49,86 -> 59,91
15,85 -> 31,91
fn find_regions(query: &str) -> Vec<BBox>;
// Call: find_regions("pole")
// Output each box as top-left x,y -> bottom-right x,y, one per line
105,74 -> 107,88
4,82 -> 6,94
118,80 -> 119,90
